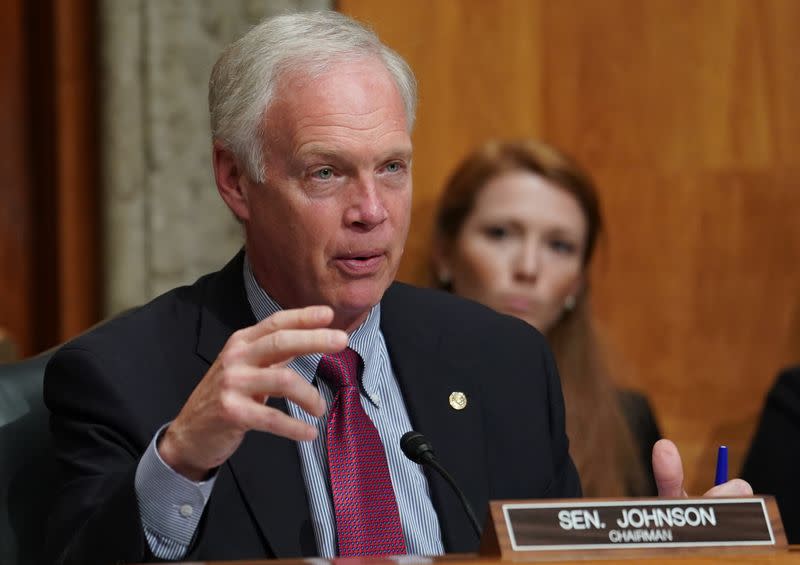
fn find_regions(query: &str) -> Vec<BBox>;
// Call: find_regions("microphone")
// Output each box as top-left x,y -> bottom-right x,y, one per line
400,431 -> 482,538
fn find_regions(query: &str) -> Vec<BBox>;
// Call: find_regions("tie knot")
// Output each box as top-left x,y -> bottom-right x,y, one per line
318,347 -> 362,390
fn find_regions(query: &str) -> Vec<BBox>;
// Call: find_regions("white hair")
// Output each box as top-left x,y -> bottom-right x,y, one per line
208,11 -> 417,183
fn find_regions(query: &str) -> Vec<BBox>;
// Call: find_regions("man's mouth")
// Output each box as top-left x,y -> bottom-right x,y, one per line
334,251 -> 385,276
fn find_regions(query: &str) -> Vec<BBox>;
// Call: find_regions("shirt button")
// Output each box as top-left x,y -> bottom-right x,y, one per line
179,504 -> 194,517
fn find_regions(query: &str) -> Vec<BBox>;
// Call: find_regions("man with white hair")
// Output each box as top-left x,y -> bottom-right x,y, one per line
44,11 -> 750,565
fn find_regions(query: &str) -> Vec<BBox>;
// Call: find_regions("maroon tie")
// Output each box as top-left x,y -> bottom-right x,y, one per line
317,348 -> 407,556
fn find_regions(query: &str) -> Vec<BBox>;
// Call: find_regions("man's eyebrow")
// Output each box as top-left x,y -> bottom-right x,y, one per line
378,145 -> 413,161
294,145 -> 413,163
294,146 -> 342,161
386,147 -> 413,159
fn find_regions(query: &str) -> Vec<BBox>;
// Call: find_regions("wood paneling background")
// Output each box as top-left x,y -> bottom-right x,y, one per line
0,0 -> 100,356
339,0 -> 800,493
0,0 -> 35,357
52,0 -> 101,345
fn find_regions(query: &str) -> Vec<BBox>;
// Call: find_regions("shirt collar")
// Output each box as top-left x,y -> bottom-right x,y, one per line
242,254 -> 383,397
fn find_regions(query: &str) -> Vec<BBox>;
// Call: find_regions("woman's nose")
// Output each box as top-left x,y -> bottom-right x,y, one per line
514,241 -> 540,281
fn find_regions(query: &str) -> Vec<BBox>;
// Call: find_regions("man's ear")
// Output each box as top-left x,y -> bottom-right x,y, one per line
213,141 -> 251,221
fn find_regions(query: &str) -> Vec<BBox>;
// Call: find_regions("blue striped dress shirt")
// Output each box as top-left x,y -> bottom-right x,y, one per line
134,257 -> 444,559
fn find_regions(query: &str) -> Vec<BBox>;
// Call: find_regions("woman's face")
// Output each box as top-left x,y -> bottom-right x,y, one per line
440,170 -> 588,334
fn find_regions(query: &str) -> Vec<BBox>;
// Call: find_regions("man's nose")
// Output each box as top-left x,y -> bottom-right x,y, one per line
345,176 -> 388,229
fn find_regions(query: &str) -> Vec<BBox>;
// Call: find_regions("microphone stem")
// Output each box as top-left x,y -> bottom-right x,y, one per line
427,458 -> 482,538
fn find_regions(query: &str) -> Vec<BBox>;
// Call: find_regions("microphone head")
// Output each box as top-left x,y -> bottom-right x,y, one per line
400,430 -> 436,464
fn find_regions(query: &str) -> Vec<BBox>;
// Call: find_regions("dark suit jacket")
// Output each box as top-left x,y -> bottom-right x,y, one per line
43,252 -> 580,565
618,389 -> 661,496
741,365 -> 800,543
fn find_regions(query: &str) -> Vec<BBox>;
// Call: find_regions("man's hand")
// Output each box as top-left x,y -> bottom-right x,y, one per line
158,305 -> 348,481
652,439 -> 753,498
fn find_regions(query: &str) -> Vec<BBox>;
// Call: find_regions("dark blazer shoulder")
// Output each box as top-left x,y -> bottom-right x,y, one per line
617,389 -> 661,443
58,251 -> 249,357
382,282 -> 549,350
767,365 -> 800,401
741,365 -> 800,543
617,388 -> 661,496
61,281 -> 204,356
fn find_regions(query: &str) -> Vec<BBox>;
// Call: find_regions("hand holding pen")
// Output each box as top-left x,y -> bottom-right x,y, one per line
652,439 -> 752,498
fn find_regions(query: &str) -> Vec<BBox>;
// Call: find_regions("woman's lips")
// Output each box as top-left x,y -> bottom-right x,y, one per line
502,296 -> 534,314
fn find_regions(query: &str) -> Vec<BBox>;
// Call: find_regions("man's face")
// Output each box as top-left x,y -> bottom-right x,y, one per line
241,58 -> 412,331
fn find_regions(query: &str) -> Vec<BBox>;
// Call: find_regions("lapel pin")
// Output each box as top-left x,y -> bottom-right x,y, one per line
448,391 -> 467,410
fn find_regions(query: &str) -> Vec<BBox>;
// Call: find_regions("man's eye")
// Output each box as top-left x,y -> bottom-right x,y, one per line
313,167 -> 334,180
386,162 -> 401,173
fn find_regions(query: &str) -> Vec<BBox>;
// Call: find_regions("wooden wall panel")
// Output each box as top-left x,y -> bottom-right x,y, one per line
53,0 -> 101,341
0,0 -> 100,356
340,0 -> 800,493
1,0 -> 37,356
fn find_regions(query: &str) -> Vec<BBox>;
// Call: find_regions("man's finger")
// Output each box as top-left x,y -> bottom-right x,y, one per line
236,305 -> 335,342
653,438 -> 687,497
234,365 -> 326,418
238,400 -> 320,442
245,327 -> 348,367
703,479 -> 753,497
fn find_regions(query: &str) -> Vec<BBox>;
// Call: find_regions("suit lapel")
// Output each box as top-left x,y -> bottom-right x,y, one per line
195,251 -> 315,557
195,251 -> 257,366
381,284 -> 489,553
226,407 -> 318,557
194,266 -> 489,555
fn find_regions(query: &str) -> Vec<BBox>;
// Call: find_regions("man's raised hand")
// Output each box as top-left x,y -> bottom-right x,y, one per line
158,305 -> 347,481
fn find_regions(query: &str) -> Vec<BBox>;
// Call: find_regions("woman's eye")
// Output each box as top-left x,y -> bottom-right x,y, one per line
484,226 -> 509,240
313,167 -> 334,180
550,239 -> 577,254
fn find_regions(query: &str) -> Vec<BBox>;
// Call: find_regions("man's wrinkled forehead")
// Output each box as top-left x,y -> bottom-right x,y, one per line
267,55 -> 411,129
263,59 -> 412,157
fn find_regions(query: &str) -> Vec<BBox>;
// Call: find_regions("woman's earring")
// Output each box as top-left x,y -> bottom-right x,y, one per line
564,295 -> 576,311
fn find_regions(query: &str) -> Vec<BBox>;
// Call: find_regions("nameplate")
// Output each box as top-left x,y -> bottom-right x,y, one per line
479,497 -> 787,561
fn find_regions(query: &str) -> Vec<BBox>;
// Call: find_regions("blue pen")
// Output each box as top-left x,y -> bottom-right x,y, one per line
714,445 -> 728,486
